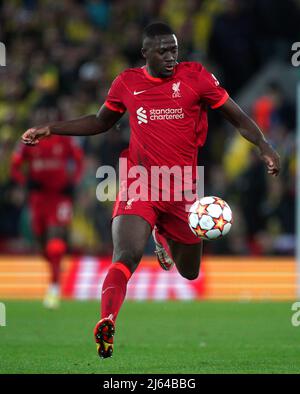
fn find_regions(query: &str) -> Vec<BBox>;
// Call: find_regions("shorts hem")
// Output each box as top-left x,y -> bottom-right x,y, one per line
111,212 -> 156,231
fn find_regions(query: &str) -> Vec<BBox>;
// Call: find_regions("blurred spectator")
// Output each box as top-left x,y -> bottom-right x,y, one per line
253,82 -> 295,134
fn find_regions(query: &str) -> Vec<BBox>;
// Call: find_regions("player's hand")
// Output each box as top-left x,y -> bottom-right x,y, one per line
22,126 -> 51,145
259,141 -> 280,176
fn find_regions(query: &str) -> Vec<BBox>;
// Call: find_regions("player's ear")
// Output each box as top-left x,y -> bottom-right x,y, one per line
141,48 -> 146,59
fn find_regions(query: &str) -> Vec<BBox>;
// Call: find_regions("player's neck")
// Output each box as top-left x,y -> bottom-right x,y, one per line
144,65 -> 174,81
145,65 -> 159,78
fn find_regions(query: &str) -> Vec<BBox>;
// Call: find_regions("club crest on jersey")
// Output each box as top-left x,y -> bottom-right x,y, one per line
125,198 -> 135,210
172,81 -> 181,98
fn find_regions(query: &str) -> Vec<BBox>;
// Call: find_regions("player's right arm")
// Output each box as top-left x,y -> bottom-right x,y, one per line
22,105 -> 123,145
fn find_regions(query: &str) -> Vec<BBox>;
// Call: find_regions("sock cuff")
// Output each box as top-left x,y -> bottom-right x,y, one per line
46,238 -> 66,256
109,262 -> 132,281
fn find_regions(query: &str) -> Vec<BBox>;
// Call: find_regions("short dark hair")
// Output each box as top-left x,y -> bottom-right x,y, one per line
143,22 -> 174,40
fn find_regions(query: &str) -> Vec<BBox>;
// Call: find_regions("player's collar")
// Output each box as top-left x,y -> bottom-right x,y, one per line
142,66 -> 176,82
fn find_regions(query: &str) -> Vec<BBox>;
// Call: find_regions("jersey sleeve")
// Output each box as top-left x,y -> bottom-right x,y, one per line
198,66 -> 229,109
11,142 -> 28,185
104,74 -> 127,113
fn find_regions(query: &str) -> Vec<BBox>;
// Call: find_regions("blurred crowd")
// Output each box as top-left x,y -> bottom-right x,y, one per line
0,0 -> 298,255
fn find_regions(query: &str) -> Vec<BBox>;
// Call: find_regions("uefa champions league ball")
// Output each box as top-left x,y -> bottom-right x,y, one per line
188,196 -> 233,241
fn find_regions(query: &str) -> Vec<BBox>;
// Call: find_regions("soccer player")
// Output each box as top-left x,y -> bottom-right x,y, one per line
21,23 -> 280,356
11,135 -> 83,308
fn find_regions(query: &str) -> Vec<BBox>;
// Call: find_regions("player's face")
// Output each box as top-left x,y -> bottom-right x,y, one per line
142,34 -> 178,78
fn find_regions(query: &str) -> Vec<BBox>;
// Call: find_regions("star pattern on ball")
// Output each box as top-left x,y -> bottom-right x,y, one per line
213,215 -> 226,232
196,203 -> 208,216
189,197 -> 232,241
215,198 -> 226,208
195,225 -> 207,238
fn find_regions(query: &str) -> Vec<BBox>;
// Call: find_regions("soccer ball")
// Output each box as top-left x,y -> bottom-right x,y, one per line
188,196 -> 233,240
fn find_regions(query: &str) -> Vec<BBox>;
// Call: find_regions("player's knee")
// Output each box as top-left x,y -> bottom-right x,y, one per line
46,238 -> 67,257
113,249 -> 142,272
180,271 -> 199,281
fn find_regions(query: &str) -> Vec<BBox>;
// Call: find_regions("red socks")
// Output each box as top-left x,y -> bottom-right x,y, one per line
45,238 -> 66,284
101,262 -> 132,321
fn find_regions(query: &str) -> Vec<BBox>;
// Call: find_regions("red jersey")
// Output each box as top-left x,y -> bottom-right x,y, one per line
105,62 -> 228,178
11,135 -> 83,193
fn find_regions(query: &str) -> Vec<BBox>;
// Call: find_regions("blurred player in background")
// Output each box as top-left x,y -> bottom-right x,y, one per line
21,23 -> 280,356
11,134 -> 83,308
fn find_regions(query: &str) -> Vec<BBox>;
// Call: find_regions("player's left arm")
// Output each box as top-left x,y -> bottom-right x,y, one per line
217,97 -> 281,177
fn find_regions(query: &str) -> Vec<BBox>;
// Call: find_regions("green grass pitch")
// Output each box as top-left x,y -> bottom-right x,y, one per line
0,300 -> 300,374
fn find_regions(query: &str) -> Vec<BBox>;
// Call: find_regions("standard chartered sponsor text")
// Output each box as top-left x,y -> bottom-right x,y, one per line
150,107 -> 184,120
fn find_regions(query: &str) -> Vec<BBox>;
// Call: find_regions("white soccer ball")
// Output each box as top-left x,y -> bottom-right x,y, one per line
188,196 -> 233,240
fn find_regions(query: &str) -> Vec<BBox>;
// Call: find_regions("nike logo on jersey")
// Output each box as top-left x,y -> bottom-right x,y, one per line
133,90 -> 147,95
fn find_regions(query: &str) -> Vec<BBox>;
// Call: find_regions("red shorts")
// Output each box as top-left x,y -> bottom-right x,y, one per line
112,195 -> 201,245
29,192 -> 73,236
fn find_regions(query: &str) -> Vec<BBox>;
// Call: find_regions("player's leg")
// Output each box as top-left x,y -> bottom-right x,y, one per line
167,239 -> 202,280
43,196 -> 72,308
95,214 -> 152,358
29,193 -> 62,307
43,225 -> 68,308
154,200 -> 202,279
102,214 -> 151,319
